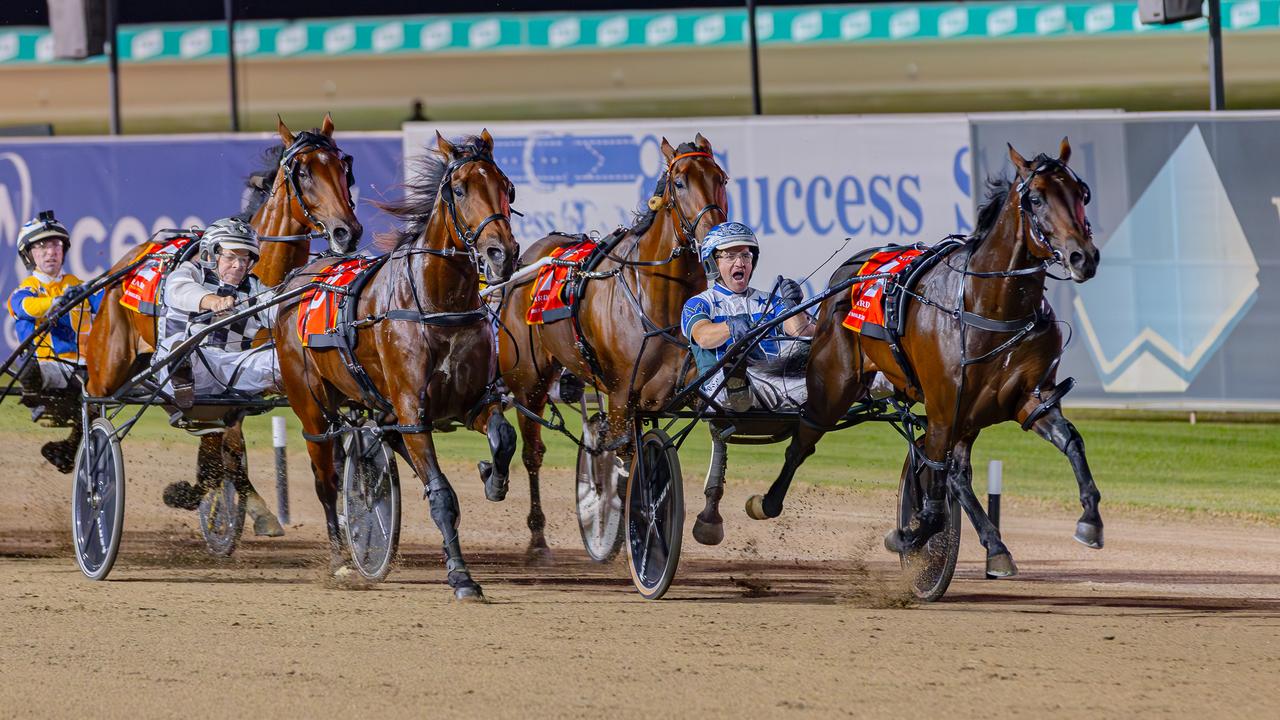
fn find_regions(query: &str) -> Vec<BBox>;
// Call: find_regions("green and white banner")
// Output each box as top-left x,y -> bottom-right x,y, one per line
2,1 -> 1277,66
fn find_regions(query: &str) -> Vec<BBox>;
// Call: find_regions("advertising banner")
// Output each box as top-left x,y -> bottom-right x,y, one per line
407,116 -> 974,292
971,112 -> 1280,408
0,132 -> 402,356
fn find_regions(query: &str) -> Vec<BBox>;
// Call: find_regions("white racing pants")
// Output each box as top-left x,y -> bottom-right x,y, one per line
158,343 -> 280,397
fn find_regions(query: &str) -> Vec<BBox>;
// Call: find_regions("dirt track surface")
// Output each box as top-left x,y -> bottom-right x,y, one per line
2,427 -> 1279,718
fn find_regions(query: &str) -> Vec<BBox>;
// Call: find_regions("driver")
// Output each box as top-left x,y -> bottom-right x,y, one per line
155,217 -> 279,410
7,210 -> 101,473
681,221 -> 814,411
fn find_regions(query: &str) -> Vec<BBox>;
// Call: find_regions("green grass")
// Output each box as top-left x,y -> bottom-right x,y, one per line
6,401 -> 1277,522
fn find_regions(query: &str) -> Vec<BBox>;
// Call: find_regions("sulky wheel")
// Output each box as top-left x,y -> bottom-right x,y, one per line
575,413 -> 624,563
71,417 -> 126,581
198,473 -> 245,558
340,423 -> 401,582
895,444 -> 961,602
625,428 -> 683,600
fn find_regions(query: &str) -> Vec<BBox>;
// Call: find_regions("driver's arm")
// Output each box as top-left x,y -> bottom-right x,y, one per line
166,263 -> 231,313
782,313 -> 815,337
689,319 -> 731,349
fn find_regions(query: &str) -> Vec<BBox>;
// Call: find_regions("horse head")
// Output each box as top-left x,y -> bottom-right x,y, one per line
275,113 -> 363,255
657,133 -> 729,246
434,129 -> 520,284
1008,138 -> 1099,282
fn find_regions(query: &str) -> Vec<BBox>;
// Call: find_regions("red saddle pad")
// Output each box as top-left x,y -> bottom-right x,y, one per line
297,257 -> 376,346
526,240 -> 597,325
842,247 -> 924,333
119,235 -> 196,316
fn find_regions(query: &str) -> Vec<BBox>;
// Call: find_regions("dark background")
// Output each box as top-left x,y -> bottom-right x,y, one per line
4,1 -> 918,27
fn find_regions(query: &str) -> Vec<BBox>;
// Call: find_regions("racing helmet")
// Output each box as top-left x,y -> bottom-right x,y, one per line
198,217 -> 260,269
698,221 -> 759,281
17,210 -> 71,272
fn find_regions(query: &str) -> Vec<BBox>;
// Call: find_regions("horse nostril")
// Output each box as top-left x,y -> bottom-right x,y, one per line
1069,251 -> 1085,269
333,226 -> 349,244
486,247 -> 505,265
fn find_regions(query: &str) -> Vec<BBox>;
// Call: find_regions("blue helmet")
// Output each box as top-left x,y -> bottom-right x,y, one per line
699,222 -> 759,281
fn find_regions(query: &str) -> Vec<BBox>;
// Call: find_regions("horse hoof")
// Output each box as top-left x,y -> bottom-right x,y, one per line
692,517 -> 724,546
453,584 -> 486,602
525,545 -> 553,566
1074,522 -> 1104,549
253,513 -> 286,538
477,461 -> 508,502
40,441 -> 76,474
985,552 -> 1018,577
884,529 -> 909,555
162,481 -> 202,511
745,495 -> 770,520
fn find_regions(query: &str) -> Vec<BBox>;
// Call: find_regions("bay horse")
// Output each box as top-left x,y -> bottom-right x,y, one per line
80,114 -> 361,534
752,138 -> 1102,576
497,135 -> 727,559
272,131 -> 519,598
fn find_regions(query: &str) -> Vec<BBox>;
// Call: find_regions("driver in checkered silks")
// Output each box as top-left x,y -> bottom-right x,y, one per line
681,222 -> 815,412
154,218 -> 280,411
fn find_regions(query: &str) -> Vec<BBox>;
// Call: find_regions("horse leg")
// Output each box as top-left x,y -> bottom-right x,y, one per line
1028,406 -> 1103,548
946,437 -> 1017,576
471,402 -> 516,503
295,411 -> 344,572
512,389 -> 553,562
402,430 -> 484,600
222,423 -> 285,537
692,424 -> 729,545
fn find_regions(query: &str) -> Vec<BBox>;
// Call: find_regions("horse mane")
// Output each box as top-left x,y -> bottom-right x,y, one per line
969,152 -> 1054,244
236,143 -> 285,222
629,140 -> 703,237
375,135 -> 489,250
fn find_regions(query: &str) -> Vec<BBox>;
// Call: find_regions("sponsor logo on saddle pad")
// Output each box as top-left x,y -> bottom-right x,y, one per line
297,257 -> 376,346
841,247 -> 923,333
119,235 -> 197,315
527,240 -> 597,325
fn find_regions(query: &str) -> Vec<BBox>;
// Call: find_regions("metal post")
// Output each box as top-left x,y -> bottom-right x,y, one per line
1207,0 -> 1225,110
104,0 -> 121,134
224,0 -> 241,131
272,416 -> 290,524
984,460 -> 1003,580
745,0 -> 762,115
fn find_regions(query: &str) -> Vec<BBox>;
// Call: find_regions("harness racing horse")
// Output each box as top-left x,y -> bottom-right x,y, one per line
80,114 -> 362,535
272,131 -> 518,598
752,138 -> 1102,577
498,135 -> 727,560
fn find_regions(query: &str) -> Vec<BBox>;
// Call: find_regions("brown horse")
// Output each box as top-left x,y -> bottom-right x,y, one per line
79,114 -> 361,533
752,138 -> 1102,576
497,135 -> 727,559
272,131 -> 519,598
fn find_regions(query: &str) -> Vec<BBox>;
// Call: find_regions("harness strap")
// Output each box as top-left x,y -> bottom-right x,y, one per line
383,309 -> 487,326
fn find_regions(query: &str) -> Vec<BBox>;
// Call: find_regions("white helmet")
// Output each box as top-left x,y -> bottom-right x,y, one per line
17,210 -> 71,272
698,221 -> 759,281
199,217 -> 260,268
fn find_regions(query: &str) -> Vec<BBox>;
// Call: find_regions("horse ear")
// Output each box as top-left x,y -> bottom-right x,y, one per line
1058,136 -> 1072,166
479,128 -> 495,152
277,115 -> 296,146
321,112 -> 335,137
1007,143 -> 1032,177
436,131 -> 456,159
695,132 -> 713,154
660,137 -> 676,163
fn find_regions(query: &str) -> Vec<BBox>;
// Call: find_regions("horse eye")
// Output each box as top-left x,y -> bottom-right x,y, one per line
674,178 -> 686,189
1030,195 -> 1042,208
453,185 -> 464,198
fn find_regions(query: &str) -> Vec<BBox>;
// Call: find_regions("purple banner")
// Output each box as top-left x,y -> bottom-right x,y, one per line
0,132 -> 403,357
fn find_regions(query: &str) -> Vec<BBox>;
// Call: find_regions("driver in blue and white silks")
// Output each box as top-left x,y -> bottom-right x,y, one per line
155,218 -> 280,409
681,222 -> 815,411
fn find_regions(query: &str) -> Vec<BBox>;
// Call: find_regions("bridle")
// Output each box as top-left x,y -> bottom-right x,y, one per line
440,153 -> 516,254
1015,159 -> 1092,272
655,150 -> 727,250
261,131 -> 355,244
